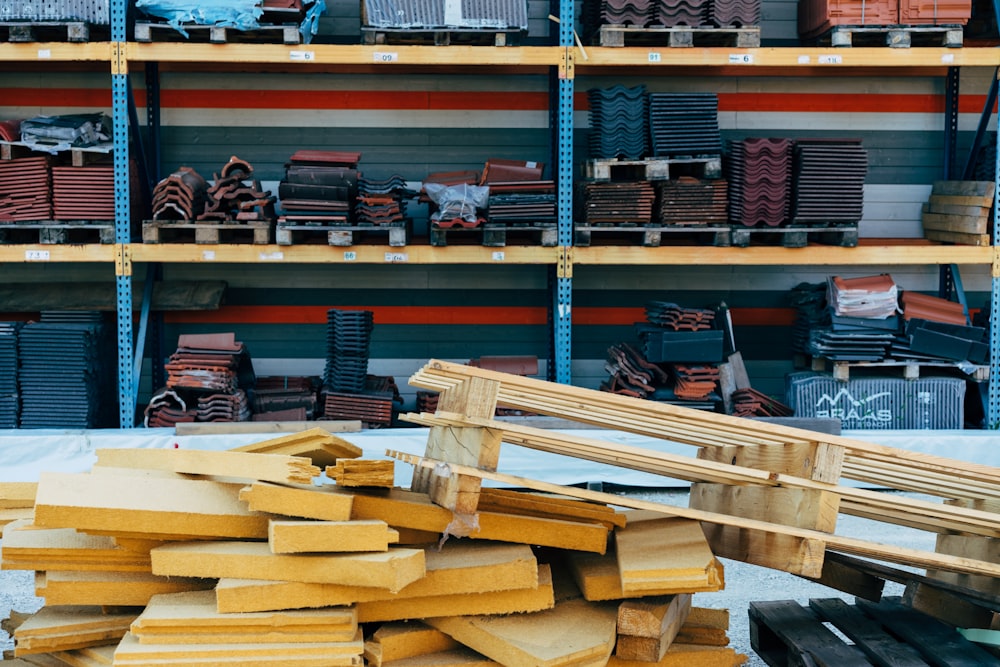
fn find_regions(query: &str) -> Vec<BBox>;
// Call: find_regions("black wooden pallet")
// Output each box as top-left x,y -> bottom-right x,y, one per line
595,24 -> 760,47
810,24 -> 964,47
276,221 -> 409,247
142,220 -> 272,244
585,155 -> 723,181
361,26 -> 523,46
575,224 -> 731,247
749,597 -> 999,667
134,21 -> 300,44
730,224 -> 858,248
0,221 -> 114,244
0,21 -> 100,42
430,222 -> 557,247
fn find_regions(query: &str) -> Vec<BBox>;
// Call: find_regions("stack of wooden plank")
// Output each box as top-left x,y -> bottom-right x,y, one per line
921,180 -> 995,246
0,482 -> 35,529
2,425 -> 747,666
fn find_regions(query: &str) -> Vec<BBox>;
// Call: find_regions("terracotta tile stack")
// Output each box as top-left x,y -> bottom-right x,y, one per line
726,138 -> 792,228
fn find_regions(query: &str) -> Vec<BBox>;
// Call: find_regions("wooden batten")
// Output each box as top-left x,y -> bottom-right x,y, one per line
427,592 -> 617,667
616,594 -> 693,662
268,519 -> 399,553
215,541 -> 539,613
364,621 -> 461,666
477,488 -> 626,530
36,570 -> 213,607
94,448 -> 321,485
412,377 -> 502,514
902,581 -> 997,630
111,629 -> 364,665
327,459 -> 396,488
151,541 -> 426,593
239,481 -> 354,522
229,427 -> 363,467
606,643 -> 748,666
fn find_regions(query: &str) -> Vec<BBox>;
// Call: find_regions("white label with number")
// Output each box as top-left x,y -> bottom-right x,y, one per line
25,250 -> 50,261
259,251 -> 284,261
797,55 -> 810,64
202,250 -> 216,261
289,50 -> 315,61
343,251 -> 357,261
648,52 -> 661,63
374,52 -> 399,63
37,49 -> 51,59
728,53 -> 753,64
818,54 -> 842,64
492,251 -> 505,261
385,252 -> 408,262
941,53 -> 955,63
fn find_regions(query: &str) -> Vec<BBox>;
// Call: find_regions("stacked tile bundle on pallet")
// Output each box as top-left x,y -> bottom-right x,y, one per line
362,0 -> 528,31
583,181 -> 657,225
150,167 -> 208,221
647,93 -> 722,158
0,157 -> 52,222
656,177 -> 728,225
251,375 -> 320,421
321,309 -> 396,427
17,311 -> 116,429
480,158 -> 556,225
0,322 -> 20,428
587,85 -> 649,160
726,137 -> 792,227
0,0 -> 109,22
356,174 -> 409,226
278,150 -> 360,225
790,139 -> 867,225
200,155 -> 275,223
146,333 -> 256,427
709,0 -> 760,26
51,164 -> 114,221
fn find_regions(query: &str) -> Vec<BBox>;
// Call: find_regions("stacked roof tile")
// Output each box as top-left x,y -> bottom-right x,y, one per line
52,165 -> 115,221
252,376 -> 319,418
656,177 -> 728,225
279,151 -> 359,225
709,0 -> 759,26
0,322 -> 20,428
200,156 -> 275,223
790,139 -> 867,225
356,175 -> 410,226
164,333 -> 256,395
144,388 -> 197,428
588,85 -> 649,160
647,93 -> 721,158
0,0 -> 109,22
197,390 -> 251,422
323,309 -> 374,395
582,181 -> 656,225
151,167 -> 208,221
650,0 -> 707,27
363,0 -> 528,29
17,312 -> 115,429
726,138 -> 792,227
0,157 -> 52,222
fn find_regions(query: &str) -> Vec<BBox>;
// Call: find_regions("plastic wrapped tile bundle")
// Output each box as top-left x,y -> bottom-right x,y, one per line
827,273 -> 899,319
0,0 -> 109,23
135,0 -> 264,33
363,0 -> 528,30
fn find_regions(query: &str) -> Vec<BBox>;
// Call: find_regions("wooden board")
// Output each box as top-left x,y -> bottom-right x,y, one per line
364,621 -> 461,666
327,459 -> 395,487
427,594 -> 617,667
177,420 -> 362,438
1,519 -> 154,573
477,487 -> 626,530
269,519 -> 399,553
94,448 -> 321,485
921,211 -> 989,235
568,546 -> 724,602
33,471 -> 271,540
151,541 -> 426,593
0,482 -> 37,508
616,594 -> 692,662
215,540 -> 539,613
13,606 -> 138,656
239,481 -> 354,522
35,570 -> 213,607
606,643 -> 747,666
228,427 -> 363,466
615,512 -> 724,595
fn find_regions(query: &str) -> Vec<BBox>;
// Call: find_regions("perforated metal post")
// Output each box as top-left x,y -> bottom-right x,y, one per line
112,36 -> 135,427
551,0 -> 574,385
991,91 -> 1000,427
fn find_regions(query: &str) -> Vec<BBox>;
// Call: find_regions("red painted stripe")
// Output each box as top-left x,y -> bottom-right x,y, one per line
2,86 -> 992,115
159,305 -> 797,327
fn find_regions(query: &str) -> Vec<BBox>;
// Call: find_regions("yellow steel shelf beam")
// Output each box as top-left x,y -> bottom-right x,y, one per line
0,41 -> 113,62
130,243 -> 561,264
0,244 -> 117,263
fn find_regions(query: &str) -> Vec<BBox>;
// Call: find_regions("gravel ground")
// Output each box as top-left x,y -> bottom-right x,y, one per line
0,490 -> 934,665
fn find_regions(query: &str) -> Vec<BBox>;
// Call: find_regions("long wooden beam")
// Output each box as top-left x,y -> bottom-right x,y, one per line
409,360 -> 1000,497
386,451 -> 1000,580
403,412 -> 1000,538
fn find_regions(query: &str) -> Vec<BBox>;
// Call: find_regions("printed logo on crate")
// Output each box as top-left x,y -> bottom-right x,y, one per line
786,372 -> 965,430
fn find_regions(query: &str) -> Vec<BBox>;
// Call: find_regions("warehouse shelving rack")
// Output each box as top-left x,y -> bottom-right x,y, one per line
0,11 -> 999,427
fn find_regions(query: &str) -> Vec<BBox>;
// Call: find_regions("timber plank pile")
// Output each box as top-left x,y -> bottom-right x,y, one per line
3,362 -> 1000,665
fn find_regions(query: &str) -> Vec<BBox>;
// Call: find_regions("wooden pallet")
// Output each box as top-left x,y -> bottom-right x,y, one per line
275,221 -> 409,247
595,24 -> 760,47
574,224 -> 731,247
749,597 -> 997,667
1,141 -> 114,167
0,222 -> 114,244
922,180 -> 995,247
807,356 -> 990,382
142,220 -> 272,244
134,21 -> 300,44
585,156 -> 722,181
0,21 -> 98,43
812,24 -> 964,47
730,224 -> 858,248
430,222 -> 557,247
361,26 -> 523,46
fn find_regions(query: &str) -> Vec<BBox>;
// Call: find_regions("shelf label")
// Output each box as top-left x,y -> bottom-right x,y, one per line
728,53 -> 753,64
797,55 -> 811,64
492,251 -> 505,261
385,251 -> 408,262
343,251 -> 357,261
374,51 -> 399,63
201,250 -> 216,261
37,49 -> 51,59
24,249 -> 50,261
289,50 -> 315,62
647,52 -> 661,63
818,54 -> 843,65
941,53 -> 955,63
259,251 -> 285,261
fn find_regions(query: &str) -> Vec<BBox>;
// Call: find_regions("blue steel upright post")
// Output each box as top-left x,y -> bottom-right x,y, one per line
554,0 -> 574,384
112,8 -> 135,427
991,82 -> 1000,429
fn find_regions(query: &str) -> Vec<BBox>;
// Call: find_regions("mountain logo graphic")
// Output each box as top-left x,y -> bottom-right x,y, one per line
813,388 -> 893,424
